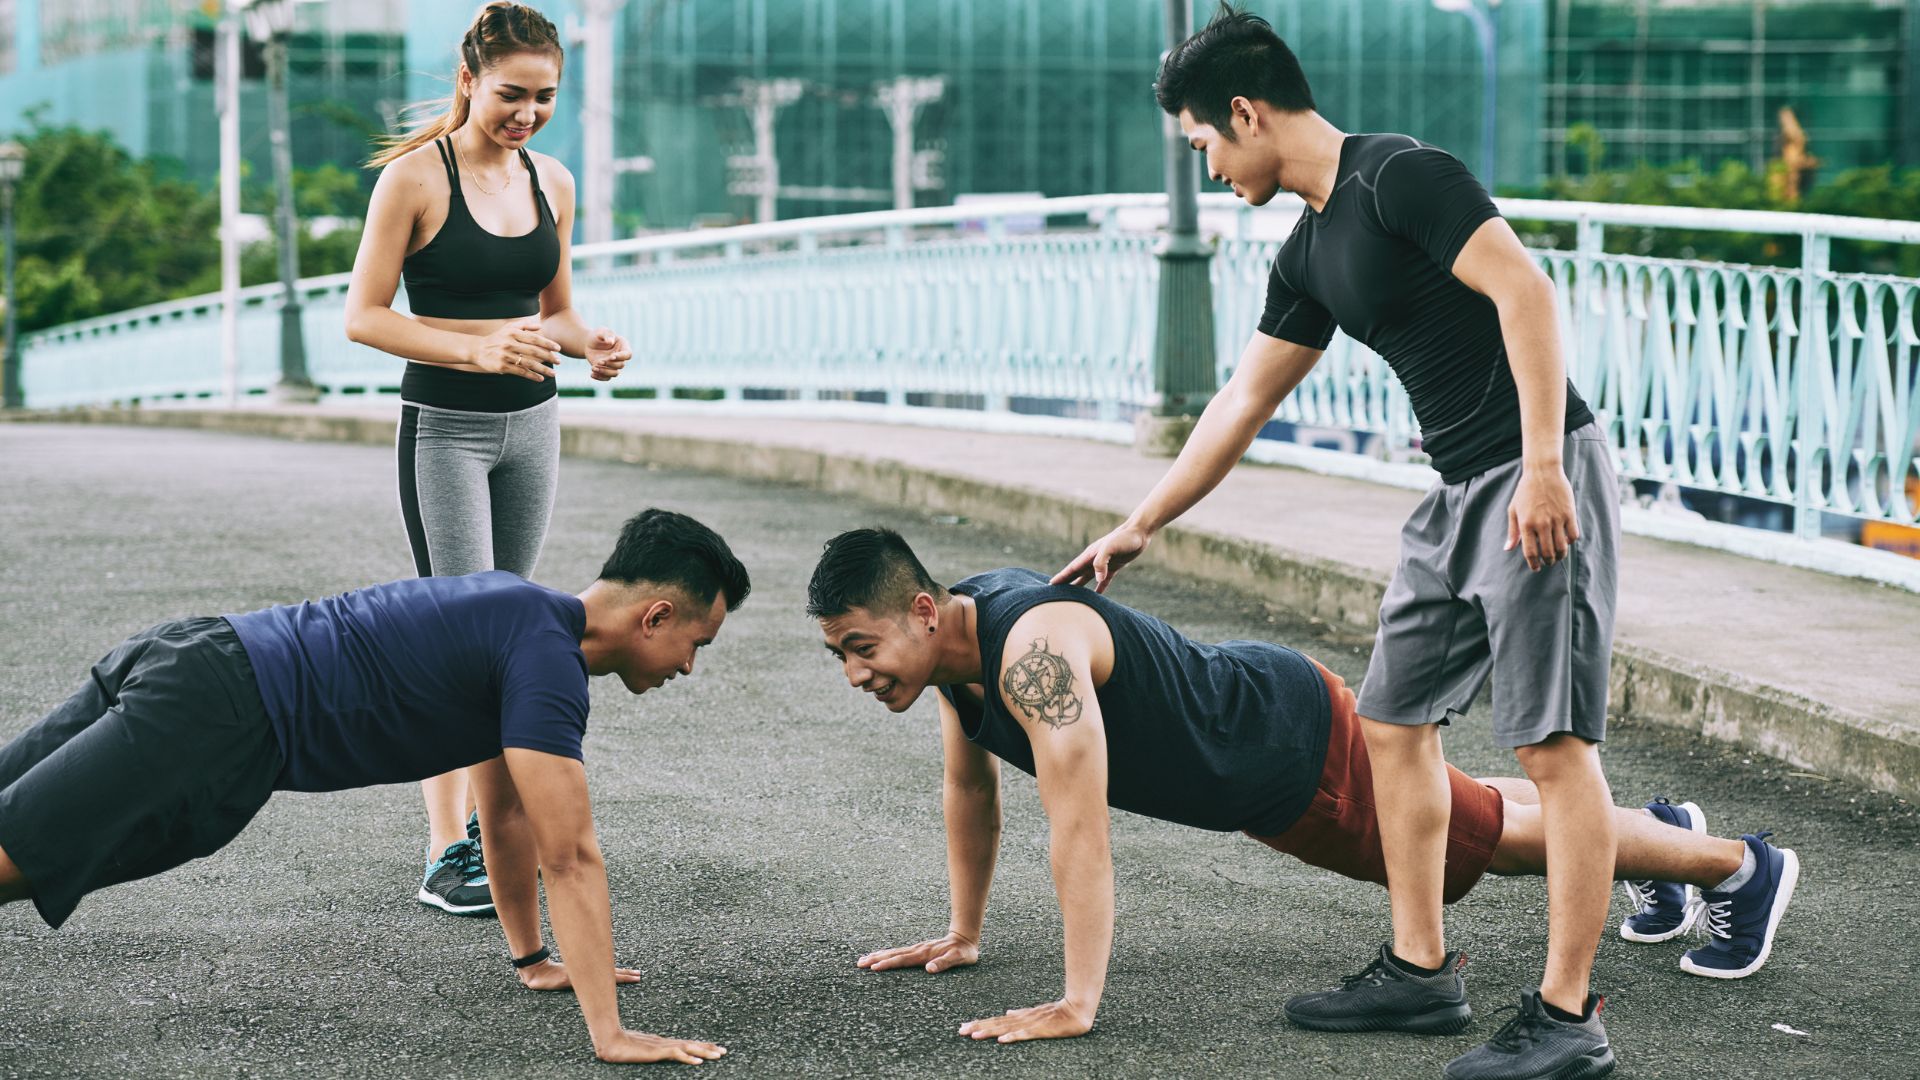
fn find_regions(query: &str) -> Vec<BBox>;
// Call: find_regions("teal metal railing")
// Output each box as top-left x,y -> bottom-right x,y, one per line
20,193 -> 1920,551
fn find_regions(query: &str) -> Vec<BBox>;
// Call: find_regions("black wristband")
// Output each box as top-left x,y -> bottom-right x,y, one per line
511,945 -> 551,969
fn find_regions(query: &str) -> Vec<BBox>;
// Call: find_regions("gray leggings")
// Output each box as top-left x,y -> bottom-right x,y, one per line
396,398 -> 560,578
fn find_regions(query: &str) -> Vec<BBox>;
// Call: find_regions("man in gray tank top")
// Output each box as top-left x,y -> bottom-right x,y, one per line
809,530 -> 1795,1050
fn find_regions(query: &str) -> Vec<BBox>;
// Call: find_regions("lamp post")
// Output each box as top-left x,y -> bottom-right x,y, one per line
1138,0 -> 1216,456
1433,0 -> 1499,187
242,0 -> 319,403
0,139 -> 23,410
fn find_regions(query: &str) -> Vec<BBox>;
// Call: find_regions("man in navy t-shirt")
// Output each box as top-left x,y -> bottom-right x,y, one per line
0,508 -> 747,1067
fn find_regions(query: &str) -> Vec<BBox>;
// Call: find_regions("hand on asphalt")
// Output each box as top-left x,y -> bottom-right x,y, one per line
1505,466 -> 1580,571
593,1029 -> 727,1065
958,998 -> 1094,1043
516,956 -> 643,991
856,933 -> 980,974
1052,522 -> 1151,593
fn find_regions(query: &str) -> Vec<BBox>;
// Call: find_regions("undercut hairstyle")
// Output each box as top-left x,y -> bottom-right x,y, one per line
806,528 -> 943,620
1154,3 -> 1316,138
599,509 -> 751,612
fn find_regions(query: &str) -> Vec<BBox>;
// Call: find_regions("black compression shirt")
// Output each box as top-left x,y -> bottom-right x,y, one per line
1258,133 -> 1593,483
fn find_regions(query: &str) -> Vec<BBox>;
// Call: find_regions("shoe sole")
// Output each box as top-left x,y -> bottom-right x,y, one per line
416,887 -> 497,917
1680,846 -> 1798,979
1618,801 -> 1706,944
1447,1046 -> 1614,1080
1284,1001 -> 1473,1036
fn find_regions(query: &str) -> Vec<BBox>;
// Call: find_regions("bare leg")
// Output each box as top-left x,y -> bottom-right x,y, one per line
1490,799 -> 1745,887
1360,717 -> 1451,969
1482,776 -> 1539,805
1514,734 -> 1616,1017
422,769 -> 471,856
0,842 -> 31,906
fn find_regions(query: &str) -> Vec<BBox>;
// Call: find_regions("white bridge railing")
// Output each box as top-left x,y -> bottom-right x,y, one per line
21,192 -> 1920,567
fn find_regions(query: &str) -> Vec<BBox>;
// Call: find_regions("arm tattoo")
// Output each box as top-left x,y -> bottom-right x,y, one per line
1000,637 -> 1084,730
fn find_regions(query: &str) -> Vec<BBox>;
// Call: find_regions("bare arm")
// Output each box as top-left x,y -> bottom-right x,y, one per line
856,692 -> 1003,975
530,162 -> 632,381
1055,331 -> 1323,589
503,748 -> 725,1065
1450,218 -> 1578,571
959,605 -> 1113,1043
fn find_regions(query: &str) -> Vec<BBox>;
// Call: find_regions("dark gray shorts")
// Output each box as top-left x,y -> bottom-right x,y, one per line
0,618 -> 283,928
1356,423 -> 1621,749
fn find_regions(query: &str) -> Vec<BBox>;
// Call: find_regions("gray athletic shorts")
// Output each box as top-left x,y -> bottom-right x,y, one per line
0,618 -> 283,928
1356,423 -> 1621,749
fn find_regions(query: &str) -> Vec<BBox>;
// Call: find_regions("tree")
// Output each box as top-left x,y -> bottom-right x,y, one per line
10,122 -> 222,330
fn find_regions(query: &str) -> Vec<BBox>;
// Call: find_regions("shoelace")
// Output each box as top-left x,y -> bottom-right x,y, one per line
1625,879 -> 1659,913
1481,1004 -> 1548,1052
1339,956 -> 1396,989
1697,896 -> 1734,941
1693,830 -> 1774,944
437,839 -> 487,884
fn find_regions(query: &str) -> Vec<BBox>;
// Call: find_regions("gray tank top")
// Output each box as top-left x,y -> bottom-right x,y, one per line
940,568 -> 1330,836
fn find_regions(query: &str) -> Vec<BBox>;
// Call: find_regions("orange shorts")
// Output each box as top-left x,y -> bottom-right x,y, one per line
1246,659 -> 1504,904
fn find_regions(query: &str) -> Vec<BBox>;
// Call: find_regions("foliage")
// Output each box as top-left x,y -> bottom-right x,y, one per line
1511,154 -> 1920,276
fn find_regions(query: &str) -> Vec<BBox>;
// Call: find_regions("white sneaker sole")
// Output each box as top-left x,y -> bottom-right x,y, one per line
416,887 -> 496,916
1619,801 -> 1707,943
1680,846 -> 1799,979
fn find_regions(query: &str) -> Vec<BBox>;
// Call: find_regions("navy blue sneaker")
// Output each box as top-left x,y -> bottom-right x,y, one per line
417,837 -> 494,916
1619,797 -> 1706,943
1681,832 -> 1798,979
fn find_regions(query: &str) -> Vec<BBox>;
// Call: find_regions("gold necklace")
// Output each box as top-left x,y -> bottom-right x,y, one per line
453,139 -> 514,197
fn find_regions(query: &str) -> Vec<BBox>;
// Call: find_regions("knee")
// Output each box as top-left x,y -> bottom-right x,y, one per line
1514,734 -> 1603,784
1359,717 -> 1442,763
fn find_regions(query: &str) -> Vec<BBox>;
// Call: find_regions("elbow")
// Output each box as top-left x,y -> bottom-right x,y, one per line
344,309 -> 372,345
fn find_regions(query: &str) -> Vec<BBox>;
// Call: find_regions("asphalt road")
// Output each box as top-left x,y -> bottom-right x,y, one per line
0,423 -> 1913,1079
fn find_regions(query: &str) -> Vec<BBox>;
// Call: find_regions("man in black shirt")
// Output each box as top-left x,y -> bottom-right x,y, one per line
817,530 -> 1793,1050
1054,8 -> 1672,1079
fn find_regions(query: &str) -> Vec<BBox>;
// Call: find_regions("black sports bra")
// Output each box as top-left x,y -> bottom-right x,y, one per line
401,136 -> 561,320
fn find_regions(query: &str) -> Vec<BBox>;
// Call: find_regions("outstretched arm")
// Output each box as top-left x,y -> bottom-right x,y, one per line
857,693 -> 1003,974
504,748 -> 726,1066
1055,331 -> 1323,591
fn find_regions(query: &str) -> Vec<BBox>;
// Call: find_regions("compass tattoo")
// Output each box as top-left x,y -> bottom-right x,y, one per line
1000,637 -> 1083,730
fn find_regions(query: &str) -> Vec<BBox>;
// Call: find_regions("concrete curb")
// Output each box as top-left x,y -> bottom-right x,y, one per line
11,405 -> 1917,799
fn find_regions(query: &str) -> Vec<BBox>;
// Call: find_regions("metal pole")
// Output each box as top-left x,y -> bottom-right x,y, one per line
219,5 -> 242,406
266,25 -> 315,402
580,0 -> 624,248
1478,5 -> 1497,187
2,180 -> 18,409
1139,0 -> 1216,454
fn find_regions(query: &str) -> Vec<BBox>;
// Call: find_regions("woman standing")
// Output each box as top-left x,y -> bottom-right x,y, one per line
346,1 -> 631,916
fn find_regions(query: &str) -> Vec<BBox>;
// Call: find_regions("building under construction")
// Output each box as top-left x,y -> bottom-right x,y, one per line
0,0 -> 1914,231
1546,0 -> 1918,178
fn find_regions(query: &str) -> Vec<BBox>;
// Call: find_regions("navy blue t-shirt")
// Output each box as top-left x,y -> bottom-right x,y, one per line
225,571 -> 590,792
939,569 -> 1330,836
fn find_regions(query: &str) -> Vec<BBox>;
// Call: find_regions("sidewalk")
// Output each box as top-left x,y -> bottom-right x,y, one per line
13,403 -> 1920,799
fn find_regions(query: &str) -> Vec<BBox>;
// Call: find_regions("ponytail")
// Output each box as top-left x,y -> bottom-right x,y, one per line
366,2 -> 562,169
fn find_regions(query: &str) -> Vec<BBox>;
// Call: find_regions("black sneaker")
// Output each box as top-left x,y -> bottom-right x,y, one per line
1444,990 -> 1614,1080
1283,943 -> 1472,1035
417,837 -> 494,916
466,809 -> 482,844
